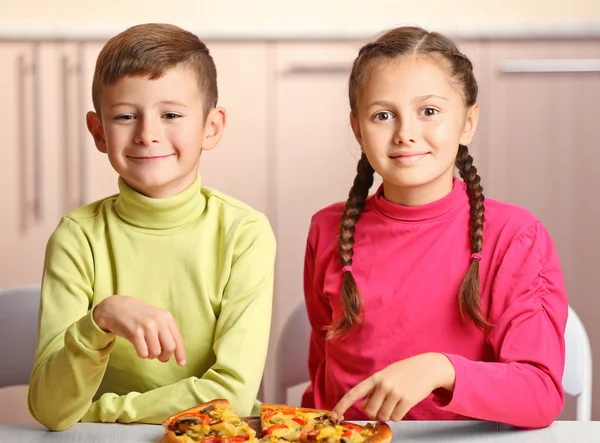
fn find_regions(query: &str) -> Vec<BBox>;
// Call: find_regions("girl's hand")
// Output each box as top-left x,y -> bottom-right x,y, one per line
331,353 -> 455,422
93,295 -> 186,366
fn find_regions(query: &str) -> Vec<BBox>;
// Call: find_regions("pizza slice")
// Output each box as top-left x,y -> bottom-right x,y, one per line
260,403 -> 392,443
162,399 -> 258,443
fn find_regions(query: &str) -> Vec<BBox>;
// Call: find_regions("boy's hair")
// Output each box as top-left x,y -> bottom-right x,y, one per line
329,26 -> 487,339
91,23 -> 218,119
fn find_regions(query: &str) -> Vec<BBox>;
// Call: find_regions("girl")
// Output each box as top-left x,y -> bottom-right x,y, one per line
301,26 -> 567,429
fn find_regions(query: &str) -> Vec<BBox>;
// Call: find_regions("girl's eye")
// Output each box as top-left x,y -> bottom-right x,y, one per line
164,113 -> 181,120
373,111 -> 394,122
420,107 -> 439,117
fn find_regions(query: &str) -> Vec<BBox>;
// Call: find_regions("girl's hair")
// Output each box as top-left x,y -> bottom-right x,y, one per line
328,26 -> 487,340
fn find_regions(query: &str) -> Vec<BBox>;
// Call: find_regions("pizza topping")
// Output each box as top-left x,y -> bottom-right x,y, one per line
268,416 -> 286,425
201,436 -> 251,443
265,424 -> 289,436
292,418 -> 307,427
341,423 -> 361,436
264,409 -> 295,420
170,414 -> 211,432
306,430 -> 321,441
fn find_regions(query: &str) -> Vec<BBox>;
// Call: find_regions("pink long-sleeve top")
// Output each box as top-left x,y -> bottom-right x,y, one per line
301,178 -> 568,429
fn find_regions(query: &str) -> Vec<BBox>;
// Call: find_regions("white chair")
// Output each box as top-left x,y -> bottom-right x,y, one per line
0,284 -> 41,424
273,301 -> 311,404
563,305 -> 593,421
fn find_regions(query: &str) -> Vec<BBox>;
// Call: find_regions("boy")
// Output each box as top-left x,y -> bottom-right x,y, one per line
27,23 -> 276,431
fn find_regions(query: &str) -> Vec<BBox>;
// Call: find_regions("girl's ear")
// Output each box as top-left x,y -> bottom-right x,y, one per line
459,103 -> 480,146
350,112 -> 364,151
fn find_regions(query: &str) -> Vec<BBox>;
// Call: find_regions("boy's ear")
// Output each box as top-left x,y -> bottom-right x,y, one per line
201,107 -> 227,152
459,103 -> 480,146
349,111 -> 364,151
86,111 -> 107,153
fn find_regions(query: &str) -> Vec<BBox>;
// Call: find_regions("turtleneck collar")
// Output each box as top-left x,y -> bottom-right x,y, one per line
369,177 -> 468,222
114,175 -> 206,230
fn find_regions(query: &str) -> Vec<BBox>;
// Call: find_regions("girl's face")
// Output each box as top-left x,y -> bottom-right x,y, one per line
350,55 -> 479,206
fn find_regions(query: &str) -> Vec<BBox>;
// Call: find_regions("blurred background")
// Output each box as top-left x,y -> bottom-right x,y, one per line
0,0 -> 598,424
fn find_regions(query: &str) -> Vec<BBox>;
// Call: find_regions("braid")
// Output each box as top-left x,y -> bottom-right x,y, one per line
326,153 -> 375,340
455,145 -> 490,329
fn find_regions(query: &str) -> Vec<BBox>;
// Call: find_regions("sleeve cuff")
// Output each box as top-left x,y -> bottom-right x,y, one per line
74,308 -> 116,351
433,353 -> 468,411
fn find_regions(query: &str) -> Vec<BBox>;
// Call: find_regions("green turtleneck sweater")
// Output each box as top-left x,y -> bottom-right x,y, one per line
28,176 -> 276,431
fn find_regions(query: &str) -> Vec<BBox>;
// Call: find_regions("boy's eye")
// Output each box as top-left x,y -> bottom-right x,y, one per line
116,114 -> 135,120
420,107 -> 438,117
164,113 -> 181,120
373,111 -> 394,122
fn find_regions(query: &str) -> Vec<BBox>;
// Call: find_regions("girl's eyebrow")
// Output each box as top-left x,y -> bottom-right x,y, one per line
366,95 -> 448,108
414,94 -> 448,102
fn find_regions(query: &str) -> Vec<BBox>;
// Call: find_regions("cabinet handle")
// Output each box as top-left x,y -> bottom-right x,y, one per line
77,43 -> 87,207
62,49 -> 85,211
17,54 -> 30,232
61,53 -> 72,213
500,58 -> 600,73
282,64 -> 350,76
32,43 -> 43,222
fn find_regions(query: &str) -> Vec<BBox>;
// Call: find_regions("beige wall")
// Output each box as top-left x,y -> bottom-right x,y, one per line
1,0 -> 598,23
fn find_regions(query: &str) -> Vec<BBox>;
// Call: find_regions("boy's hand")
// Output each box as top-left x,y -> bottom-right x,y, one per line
331,353 -> 455,422
93,295 -> 186,366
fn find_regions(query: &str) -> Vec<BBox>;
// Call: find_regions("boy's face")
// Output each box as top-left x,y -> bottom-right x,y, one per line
87,66 -> 225,198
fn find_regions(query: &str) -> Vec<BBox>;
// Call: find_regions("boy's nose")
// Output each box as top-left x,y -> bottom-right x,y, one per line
134,119 -> 161,146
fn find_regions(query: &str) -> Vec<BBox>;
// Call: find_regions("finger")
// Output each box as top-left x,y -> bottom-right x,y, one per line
359,392 -> 372,410
157,326 -> 176,363
145,325 -> 161,359
362,386 -> 388,420
332,378 -> 375,420
168,320 -> 186,366
376,391 -> 402,422
131,329 -> 149,359
390,399 -> 412,422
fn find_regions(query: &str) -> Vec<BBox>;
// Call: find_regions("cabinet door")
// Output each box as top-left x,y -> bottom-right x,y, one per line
272,41 -> 367,328
0,43 -> 61,288
456,40 -> 490,182
80,42 -> 120,204
484,40 -> 600,419
199,42 -> 270,214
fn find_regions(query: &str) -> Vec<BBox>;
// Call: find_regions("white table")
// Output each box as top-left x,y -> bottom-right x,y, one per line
0,421 -> 599,442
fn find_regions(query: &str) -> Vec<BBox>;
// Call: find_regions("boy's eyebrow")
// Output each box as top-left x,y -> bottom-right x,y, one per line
158,100 -> 189,107
109,100 -> 189,108
366,100 -> 396,108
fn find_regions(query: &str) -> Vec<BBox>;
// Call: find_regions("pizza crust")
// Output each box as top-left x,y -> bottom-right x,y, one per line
364,422 -> 393,443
